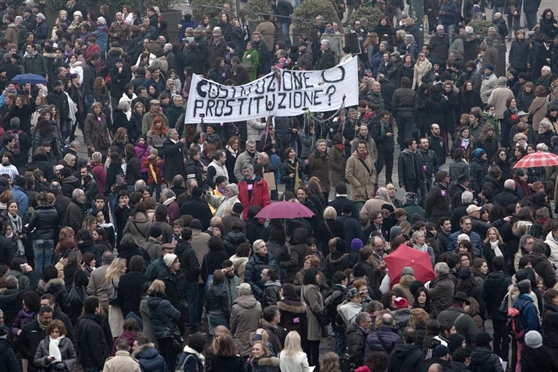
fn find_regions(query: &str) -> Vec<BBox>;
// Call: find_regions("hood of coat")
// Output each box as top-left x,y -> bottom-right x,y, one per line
513,220 -> 532,237
234,294 -> 259,309
44,278 -> 66,293
252,356 -> 279,367
398,274 -> 416,286
131,343 -> 157,358
277,299 -> 307,314
183,346 -> 205,361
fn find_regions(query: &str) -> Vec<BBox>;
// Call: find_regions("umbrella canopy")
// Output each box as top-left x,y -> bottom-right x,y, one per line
12,73 -> 48,85
513,152 -> 558,168
384,244 -> 435,286
255,201 -> 315,219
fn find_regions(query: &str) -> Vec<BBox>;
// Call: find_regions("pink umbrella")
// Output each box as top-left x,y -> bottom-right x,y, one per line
384,244 -> 435,286
255,201 -> 315,219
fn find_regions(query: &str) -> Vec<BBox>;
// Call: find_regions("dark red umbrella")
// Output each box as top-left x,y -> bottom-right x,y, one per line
384,244 -> 435,287
255,201 -> 315,219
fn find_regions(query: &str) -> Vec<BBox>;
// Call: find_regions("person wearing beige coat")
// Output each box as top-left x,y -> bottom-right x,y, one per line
529,86 -> 549,131
300,268 -> 325,370
102,349 -> 141,372
345,145 -> 377,206
412,57 -> 432,90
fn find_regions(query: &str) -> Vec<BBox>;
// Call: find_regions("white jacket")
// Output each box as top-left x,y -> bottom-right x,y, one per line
279,351 -> 313,372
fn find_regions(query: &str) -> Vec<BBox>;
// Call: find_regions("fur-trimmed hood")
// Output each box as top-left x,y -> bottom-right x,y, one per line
252,355 -> 279,367
277,299 -> 307,314
182,346 -> 205,361
44,278 -> 66,292
512,220 -> 532,237
131,342 -> 155,358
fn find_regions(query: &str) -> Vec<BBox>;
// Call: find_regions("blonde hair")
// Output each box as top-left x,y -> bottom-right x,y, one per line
483,226 -> 503,245
105,258 -> 126,284
148,279 -> 166,294
282,331 -> 303,358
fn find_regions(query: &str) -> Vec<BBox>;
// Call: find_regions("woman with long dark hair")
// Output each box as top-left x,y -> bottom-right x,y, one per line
412,287 -> 437,318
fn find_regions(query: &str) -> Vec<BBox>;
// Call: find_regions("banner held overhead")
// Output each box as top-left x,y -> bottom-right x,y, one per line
185,57 -> 359,123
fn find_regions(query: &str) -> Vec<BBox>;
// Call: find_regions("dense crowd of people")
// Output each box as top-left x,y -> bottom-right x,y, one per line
0,0 -> 557,371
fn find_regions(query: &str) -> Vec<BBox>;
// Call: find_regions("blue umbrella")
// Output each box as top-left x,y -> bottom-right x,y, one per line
12,73 -> 48,85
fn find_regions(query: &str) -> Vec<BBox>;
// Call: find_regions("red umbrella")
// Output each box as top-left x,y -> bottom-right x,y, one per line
384,244 -> 435,287
255,201 -> 315,219
513,152 -> 558,168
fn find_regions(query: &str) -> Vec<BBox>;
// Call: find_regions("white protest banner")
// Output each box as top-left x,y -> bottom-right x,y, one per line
185,57 -> 359,123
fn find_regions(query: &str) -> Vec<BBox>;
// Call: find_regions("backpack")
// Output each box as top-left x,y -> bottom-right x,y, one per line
507,299 -> 531,339
7,129 -> 23,156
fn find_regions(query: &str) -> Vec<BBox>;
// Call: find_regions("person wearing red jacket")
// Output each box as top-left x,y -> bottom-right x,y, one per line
238,163 -> 271,219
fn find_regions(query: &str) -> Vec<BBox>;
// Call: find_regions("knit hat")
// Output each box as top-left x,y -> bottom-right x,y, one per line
390,225 -> 403,240
448,333 -> 465,353
525,330 -> 543,349
473,148 -> 486,159
351,238 -> 363,251
485,65 -> 495,72
394,297 -> 409,309
353,263 -> 367,278
458,267 -> 472,280
163,253 -> 177,268
191,186 -> 203,198
346,287 -> 360,301
150,226 -> 163,238
475,331 -> 493,348
36,13 -> 45,20
189,219 -> 202,230
232,203 -> 243,215
433,345 -> 450,358
97,16 -> 106,25
405,192 -> 417,201
354,367 -> 371,372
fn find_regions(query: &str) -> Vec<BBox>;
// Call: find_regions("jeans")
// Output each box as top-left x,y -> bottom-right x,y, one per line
148,183 -> 161,201
185,281 -> 199,333
279,20 -> 291,47
108,193 -> 118,232
270,153 -> 281,184
525,12 -> 537,30
33,239 -> 54,279
443,24 -> 455,44
85,94 -> 95,112
334,330 -> 347,357
354,201 -> 364,219
208,311 -> 229,336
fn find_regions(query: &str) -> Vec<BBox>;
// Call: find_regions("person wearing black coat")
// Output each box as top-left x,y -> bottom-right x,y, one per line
147,289 -> 181,372
179,187 -> 213,231
387,328 -> 426,372
426,86 -> 449,137
200,236 -> 229,285
531,39 -> 553,83
280,152 -> 305,193
75,298 -> 110,372
468,332 -> 504,372
222,225 -> 249,257
370,111 -> 395,183
0,335 -> 19,372
483,257 -> 512,362
119,257 -> 150,319
509,32 -> 530,74
17,307 -> 51,369
346,314 -> 370,367
163,132 -> 185,183
315,216 -> 345,256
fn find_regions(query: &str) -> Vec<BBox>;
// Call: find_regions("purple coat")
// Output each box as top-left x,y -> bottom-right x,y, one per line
135,143 -> 153,174
11,308 -> 36,336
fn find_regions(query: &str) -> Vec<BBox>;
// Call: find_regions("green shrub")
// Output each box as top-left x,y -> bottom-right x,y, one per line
349,6 -> 385,31
292,0 -> 340,30
245,0 -> 273,23
467,19 -> 500,37
191,0 -> 233,21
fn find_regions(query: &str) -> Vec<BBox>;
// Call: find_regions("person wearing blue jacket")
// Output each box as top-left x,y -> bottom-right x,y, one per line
132,336 -> 168,372
439,0 -> 459,41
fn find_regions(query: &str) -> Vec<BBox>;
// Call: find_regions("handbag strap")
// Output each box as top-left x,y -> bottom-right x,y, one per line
324,221 -> 335,239
180,354 -> 198,372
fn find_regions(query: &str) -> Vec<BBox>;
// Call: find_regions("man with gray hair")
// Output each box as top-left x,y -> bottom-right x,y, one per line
359,187 -> 393,228
403,34 -> 418,59
211,183 -> 240,217
318,38 -> 336,70
0,275 -> 23,326
244,239 -> 278,301
163,43 -> 176,72
429,262 -> 455,314
234,139 -> 260,182
487,76 -> 513,120
346,312 -> 372,366
494,179 -> 519,208
135,179 -> 147,190
237,163 -> 270,219
392,267 -> 416,303
63,189 -> 85,235
87,250 -> 114,311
